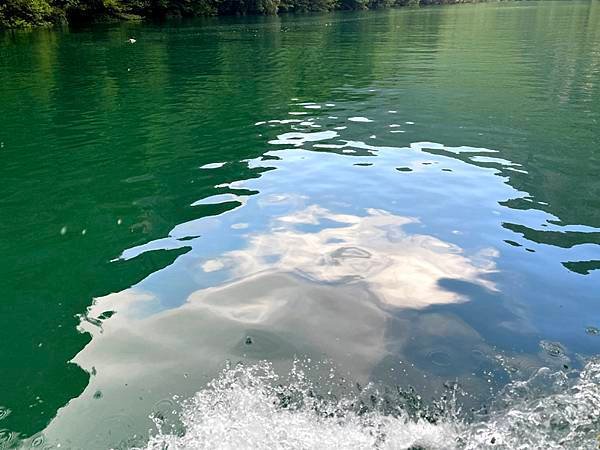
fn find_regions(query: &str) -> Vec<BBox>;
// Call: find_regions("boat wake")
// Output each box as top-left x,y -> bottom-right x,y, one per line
136,359 -> 600,450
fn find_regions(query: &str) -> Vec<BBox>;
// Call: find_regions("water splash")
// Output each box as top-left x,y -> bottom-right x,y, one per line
460,361 -> 600,449
136,359 -> 600,450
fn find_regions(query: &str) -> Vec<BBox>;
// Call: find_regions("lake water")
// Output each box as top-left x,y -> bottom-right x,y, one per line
1,1 -> 599,448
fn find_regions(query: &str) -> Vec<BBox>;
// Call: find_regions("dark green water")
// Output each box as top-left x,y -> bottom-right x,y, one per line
1,1 -> 600,448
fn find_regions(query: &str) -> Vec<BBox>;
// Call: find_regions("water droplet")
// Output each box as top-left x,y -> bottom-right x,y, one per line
151,398 -> 177,426
443,380 -> 461,390
60,226 -> 67,235
585,326 -> 599,336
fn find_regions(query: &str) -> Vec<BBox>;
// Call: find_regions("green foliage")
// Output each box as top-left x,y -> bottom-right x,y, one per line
217,0 -> 280,15
279,0 -> 337,12
162,0 -> 217,17
0,0 -> 462,28
338,0 -> 368,10
63,0 -> 124,21
0,0 -> 54,27
368,0 -> 393,9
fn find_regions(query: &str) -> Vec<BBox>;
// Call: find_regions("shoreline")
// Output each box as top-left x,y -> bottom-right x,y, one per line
0,0 -> 487,30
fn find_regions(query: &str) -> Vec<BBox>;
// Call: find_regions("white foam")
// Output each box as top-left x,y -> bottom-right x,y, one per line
460,361 -> 600,449
136,359 -> 600,450
137,363 -> 456,450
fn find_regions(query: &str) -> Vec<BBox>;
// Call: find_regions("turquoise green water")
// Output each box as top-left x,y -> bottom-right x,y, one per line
1,1 -> 600,448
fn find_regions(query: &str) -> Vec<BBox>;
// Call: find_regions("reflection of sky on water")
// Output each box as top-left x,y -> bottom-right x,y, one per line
4,5 -> 599,444
111,126 -> 599,334
39,114 -> 600,447
89,114 -> 599,351
202,205 -> 497,308
43,214 -> 501,448
42,269 -> 504,448
113,138 -> 516,316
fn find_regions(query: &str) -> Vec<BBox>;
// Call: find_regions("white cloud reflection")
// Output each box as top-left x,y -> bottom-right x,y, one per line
40,206 -> 499,449
203,205 -> 497,309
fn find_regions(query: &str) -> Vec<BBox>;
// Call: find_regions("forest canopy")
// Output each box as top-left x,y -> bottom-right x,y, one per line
0,0 -> 471,28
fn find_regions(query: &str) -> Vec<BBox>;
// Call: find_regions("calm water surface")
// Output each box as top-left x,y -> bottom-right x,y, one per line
1,1 -> 600,448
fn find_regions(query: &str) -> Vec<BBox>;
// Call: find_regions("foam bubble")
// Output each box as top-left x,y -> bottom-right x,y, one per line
460,360 -> 600,449
135,359 -> 600,450
137,362 -> 456,450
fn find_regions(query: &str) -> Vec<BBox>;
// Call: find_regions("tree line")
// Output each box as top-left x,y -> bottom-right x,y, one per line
0,0 -> 470,28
